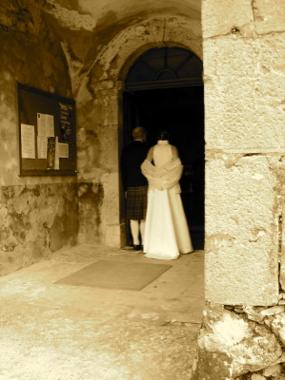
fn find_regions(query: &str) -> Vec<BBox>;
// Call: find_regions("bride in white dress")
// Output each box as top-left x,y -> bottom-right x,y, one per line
141,131 -> 193,260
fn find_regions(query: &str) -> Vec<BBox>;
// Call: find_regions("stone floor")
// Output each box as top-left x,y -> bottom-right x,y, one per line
0,244 -> 204,380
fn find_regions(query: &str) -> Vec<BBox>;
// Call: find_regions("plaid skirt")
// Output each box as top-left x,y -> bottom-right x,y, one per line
126,186 -> 147,220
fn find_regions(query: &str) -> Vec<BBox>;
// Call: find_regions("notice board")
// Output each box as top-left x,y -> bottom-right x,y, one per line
17,83 -> 77,176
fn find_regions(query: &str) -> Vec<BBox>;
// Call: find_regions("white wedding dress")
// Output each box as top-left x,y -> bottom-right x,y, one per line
142,140 -> 193,260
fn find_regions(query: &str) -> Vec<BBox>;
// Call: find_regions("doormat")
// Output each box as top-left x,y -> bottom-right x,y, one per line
56,260 -> 172,290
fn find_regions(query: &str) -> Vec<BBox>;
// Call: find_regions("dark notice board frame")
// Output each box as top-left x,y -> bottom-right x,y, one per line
17,83 -> 77,176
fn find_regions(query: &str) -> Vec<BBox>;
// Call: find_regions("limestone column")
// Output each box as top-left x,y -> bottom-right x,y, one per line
96,81 -> 124,247
77,79 -> 123,247
195,0 -> 285,377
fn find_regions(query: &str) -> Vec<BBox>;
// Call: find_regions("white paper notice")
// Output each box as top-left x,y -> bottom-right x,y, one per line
57,143 -> 69,158
21,123 -> 35,158
37,135 -> 47,159
46,114 -> 54,137
37,113 -> 55,137
37,113 -> 55,159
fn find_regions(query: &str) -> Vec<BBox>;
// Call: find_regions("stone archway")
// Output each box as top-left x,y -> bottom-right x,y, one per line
76,15 -> 203,247
122,46 -> 204,249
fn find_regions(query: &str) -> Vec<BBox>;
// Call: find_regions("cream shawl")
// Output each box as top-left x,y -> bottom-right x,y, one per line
141,157 -> 183,192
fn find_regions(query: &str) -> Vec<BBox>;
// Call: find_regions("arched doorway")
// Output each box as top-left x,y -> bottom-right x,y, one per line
123,47 -> 204,249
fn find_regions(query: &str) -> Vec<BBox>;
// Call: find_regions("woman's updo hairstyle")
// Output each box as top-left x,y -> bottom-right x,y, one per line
158,130 -> 170,141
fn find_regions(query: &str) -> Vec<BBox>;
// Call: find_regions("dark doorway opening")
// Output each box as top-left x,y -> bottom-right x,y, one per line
122,48 -> 204,250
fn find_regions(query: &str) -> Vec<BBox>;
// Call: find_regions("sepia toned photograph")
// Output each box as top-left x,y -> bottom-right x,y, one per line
0,0 -> 284,379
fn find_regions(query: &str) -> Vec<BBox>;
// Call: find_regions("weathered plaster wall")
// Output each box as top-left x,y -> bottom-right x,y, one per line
196,0 -> 285,377
0,1 -> 78,275
0,183 -> 78,276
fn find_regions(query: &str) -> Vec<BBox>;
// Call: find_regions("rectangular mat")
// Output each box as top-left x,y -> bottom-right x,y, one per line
56,260 -> 172,290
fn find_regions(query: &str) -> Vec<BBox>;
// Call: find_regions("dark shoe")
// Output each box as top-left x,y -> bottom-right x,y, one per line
122,245 -> 136,251
133,245 -> 141,251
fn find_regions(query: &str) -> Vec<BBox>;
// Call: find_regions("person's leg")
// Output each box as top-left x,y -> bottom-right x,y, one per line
130,219 -> 140,246
139,219 -> 145,246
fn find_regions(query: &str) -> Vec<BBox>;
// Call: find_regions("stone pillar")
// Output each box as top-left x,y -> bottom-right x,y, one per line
94,81 -> 123,247
77,79 -> 123,247
195,0 -> 285,378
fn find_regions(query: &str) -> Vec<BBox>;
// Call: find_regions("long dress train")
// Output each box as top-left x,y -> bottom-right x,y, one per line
142,140 -> 193,260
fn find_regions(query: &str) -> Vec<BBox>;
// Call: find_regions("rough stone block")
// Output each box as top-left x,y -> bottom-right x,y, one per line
263,363 -> 281,377
269,312 -> 285,346
196,305 -> 282,377
202,0 -> 253,38
101,172 -> 120,226
205,156 -> 279,305
204,34 -> 285,151
254,0 -> 285,34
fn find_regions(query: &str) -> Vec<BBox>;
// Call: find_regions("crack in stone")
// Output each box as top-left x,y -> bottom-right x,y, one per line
243,153 -> 264,157
162,320 -> 201,326
251,0 -> 257,23
278,214 -> 283,254
204,28 -> 284,41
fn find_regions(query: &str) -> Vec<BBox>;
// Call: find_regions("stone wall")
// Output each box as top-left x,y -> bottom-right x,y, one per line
194,303 -> 285,379
0,1 -> 78,275
196,0 -> 285,377
0,183 -> 78,276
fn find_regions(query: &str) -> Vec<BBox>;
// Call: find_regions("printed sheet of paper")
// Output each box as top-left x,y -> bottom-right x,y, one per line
37,113 -> 55,159
57,143 -> 69,158
37,113 -> 54,137
21,123 -> 35,158
37,135 -> 47,159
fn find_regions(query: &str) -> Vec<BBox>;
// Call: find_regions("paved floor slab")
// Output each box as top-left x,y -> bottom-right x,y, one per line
0,244 -> 204,380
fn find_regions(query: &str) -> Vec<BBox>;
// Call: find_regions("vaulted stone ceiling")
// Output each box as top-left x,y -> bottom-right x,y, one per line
44,0 -> 201,30
0,0 -> 201,76
0,0 -> 202,89
40,0 -> 201,64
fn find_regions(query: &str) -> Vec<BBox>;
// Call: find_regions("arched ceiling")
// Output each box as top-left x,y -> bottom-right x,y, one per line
0,0 -> 201,71
40,0 -> 201,65
45,0 -> 201,31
